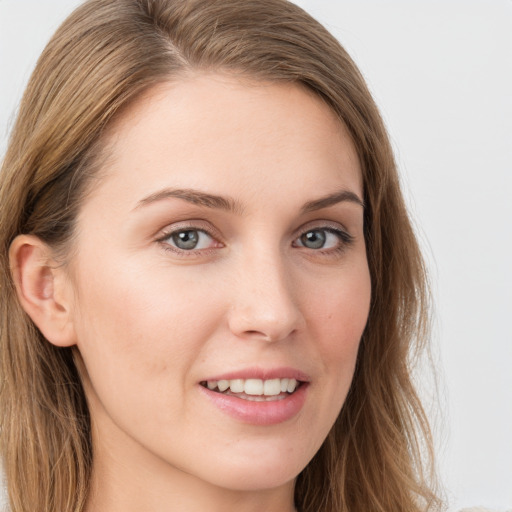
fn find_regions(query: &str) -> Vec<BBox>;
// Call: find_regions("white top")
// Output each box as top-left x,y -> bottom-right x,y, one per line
458,508 -> 512,512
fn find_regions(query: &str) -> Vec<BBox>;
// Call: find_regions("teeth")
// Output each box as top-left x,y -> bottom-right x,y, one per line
217,380 -> 229,392
204,377 -> 300,396
263,378 -> 281,396
244,379 -> 263,395
229,379 -> 244,393
287,378 -> 297,393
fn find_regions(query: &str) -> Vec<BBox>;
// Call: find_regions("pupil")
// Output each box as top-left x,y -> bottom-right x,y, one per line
302,230 -> 326,249
172,230 -> 199,250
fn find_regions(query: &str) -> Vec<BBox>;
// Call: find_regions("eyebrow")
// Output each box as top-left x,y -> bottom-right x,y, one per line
134,187 -> 364,214
301,189 -> 365,213
135,188 -> 244,214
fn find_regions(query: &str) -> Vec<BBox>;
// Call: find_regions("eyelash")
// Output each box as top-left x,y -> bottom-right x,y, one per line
157,224 -> 222,257
156,223 -> 354,257
292,226 -> 354,255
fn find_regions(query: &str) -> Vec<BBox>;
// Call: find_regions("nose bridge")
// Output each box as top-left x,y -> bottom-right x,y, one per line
228,244 -> 303,342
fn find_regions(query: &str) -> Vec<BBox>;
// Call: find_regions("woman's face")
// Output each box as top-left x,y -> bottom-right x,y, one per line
67,74 -> 371,494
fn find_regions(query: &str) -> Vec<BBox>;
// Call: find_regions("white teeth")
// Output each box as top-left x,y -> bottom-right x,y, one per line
229,379 -> 244,393
244,379 -> 263,395
263,378 -> 281,396
217,380 -> 229,392
287,378 -> 297,393
204,377 -> 300,395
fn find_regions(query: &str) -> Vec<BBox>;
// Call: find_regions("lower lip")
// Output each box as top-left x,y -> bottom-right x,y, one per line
199,384 -> 308,426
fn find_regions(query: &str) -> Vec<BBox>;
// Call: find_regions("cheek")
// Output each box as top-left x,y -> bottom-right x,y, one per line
69,256 -> 230,445
74,254 -> 215,343
303,260 -> 371,420
70,253 -> 225,404
308,262 -> 371,359
285,263 -> 370,460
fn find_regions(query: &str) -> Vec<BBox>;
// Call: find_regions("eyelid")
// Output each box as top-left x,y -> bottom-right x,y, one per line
156,220 -> 224,255
294,220 -> 353,240
292,221 -> 355,252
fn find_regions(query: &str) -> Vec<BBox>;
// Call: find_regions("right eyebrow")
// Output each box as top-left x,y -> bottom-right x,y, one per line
301,189 -> 365,213
133,187 -> 244,215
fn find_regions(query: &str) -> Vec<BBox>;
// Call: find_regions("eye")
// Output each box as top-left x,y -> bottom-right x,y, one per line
294,228 -> 352,251
161,228 -> 219,251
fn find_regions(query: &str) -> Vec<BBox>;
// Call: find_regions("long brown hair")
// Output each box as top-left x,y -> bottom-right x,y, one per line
0,1 -> 441,510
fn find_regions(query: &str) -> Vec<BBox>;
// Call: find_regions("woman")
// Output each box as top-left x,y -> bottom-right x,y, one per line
0,0 -> 441,511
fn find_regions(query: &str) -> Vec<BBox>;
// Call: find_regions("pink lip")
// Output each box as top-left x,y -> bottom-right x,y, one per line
199,384 -> 308,425
202,366 -> 310,383
198,367 -> 309,426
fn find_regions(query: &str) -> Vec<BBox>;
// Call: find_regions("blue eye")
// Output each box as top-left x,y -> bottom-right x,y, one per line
295,228 -> 349,250
167,229 -> 215,251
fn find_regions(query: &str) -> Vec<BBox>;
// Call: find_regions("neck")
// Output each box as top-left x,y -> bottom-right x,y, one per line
86,465 -> 297,512
84,420 -> 297,512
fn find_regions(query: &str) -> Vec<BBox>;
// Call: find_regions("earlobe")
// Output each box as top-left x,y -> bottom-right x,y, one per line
9,234 -> 76,347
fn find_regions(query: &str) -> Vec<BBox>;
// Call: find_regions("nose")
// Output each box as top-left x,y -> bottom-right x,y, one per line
227,251 -> 304,343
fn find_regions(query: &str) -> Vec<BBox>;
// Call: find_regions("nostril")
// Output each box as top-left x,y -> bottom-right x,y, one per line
242,330 -> 274,342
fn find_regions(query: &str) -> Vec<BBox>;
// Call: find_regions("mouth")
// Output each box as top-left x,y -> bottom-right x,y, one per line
200,378 -> 302,402
199,372 -> 309,425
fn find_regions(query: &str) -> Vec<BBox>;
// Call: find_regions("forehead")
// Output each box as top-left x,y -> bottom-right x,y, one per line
87,73 -> 362,211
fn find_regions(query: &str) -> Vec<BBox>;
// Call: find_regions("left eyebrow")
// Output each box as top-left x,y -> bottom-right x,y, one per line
133,187 -> 244,215
301,189 -> 365,213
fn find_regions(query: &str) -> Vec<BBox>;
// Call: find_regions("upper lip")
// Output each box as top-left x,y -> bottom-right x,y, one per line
201,367 -> 310,383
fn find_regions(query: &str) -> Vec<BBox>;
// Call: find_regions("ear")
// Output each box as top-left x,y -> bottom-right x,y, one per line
9,234 -> 76,347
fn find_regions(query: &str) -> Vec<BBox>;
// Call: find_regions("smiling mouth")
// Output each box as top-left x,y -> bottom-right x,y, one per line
200,378 -> 302,402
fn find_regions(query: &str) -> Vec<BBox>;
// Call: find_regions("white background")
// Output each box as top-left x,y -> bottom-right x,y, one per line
1,1 -> 511,511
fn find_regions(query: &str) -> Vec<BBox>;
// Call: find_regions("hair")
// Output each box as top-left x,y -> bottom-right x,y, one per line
0,0 -> 442,511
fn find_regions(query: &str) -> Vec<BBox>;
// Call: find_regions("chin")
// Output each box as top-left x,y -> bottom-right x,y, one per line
205,464 -> 300,493
189,442 -> 312,492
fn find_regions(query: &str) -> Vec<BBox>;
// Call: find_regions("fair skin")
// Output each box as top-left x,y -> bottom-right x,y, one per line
11,74 -> 371,512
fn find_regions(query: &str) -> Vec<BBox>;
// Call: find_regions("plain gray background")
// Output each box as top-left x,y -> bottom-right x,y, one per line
1,1 -> 511,510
